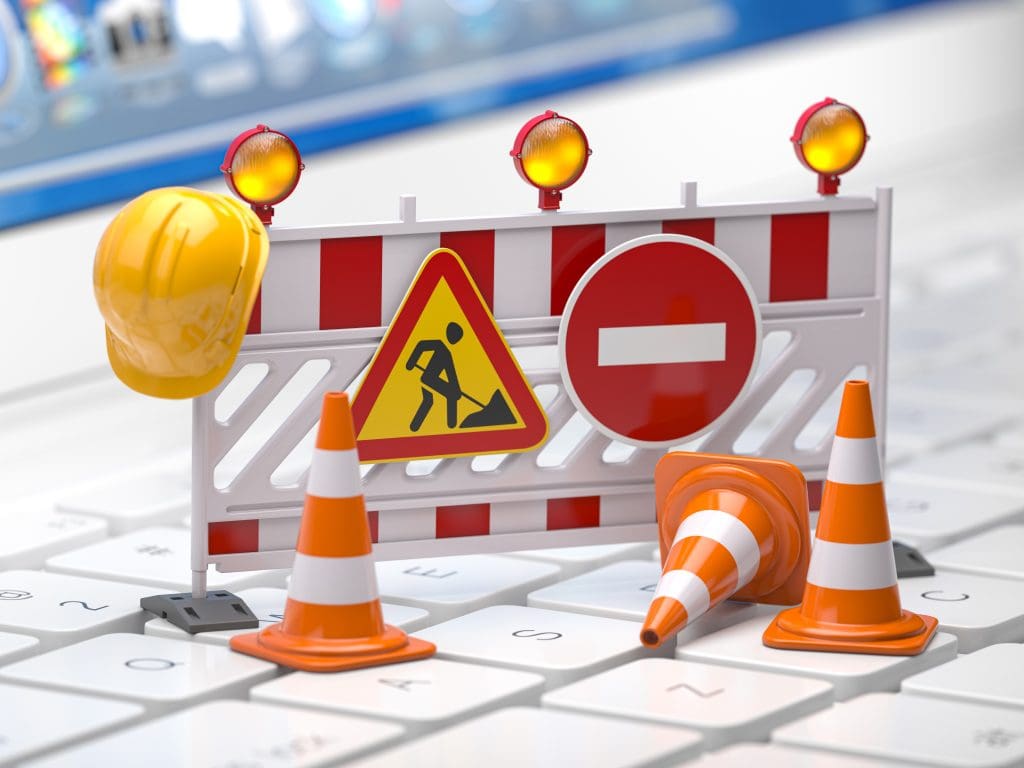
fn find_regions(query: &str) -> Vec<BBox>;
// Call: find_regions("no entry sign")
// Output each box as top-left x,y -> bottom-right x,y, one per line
559,234 -> 761,447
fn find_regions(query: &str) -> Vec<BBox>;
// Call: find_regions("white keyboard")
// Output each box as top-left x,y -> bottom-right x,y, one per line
4,6 -> 1024,766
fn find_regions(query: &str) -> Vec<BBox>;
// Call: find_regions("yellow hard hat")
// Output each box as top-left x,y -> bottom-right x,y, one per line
94,187 -> 269,399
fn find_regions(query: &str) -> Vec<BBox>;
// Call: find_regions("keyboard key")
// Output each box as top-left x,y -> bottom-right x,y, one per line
772,692 -> 1024,767
345,706 -> 704,768
886,394 -> 1007,455
677,616 -> 957,701
902,644 -> 1024,709
885,481 -> 1024,550
506,542 -> 657,577
698,743 -> 911,767
0,631 -> 40,663
892,443 -> 1024,498
252,658 -> 544,737
375,555 -> 560,622
0,683 -> 143,765
543,658 -> 833,749
144,587 -> 430,645
45,526 -> 284,592
526,560 -> 777,643
898,571 -> 1024,652
414,605 -> 665,689
0,506 -> 107,570
0,570 -> 151,651
23,699 -> 404,768
56,468 -> 189,535
0,633 -> 276,715
928,525 -> 1024,581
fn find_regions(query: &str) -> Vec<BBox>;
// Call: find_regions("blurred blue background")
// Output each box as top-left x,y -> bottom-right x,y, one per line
0,0 -> 941,229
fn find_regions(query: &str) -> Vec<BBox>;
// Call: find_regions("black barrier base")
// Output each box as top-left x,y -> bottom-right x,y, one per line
141,591 -> 259,634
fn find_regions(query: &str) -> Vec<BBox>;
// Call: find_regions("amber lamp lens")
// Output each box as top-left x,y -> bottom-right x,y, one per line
229,132 -> 301,205
520,117 -> 588,190
799,104 -> 866,175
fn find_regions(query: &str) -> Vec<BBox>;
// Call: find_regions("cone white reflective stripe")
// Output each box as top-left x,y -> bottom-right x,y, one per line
805,540 -> 898,590
288,553 -> 379,605
672,509 -> 762,589
826,436 -> 883,485
305,448 -> 363,499
652,569 -> 711,619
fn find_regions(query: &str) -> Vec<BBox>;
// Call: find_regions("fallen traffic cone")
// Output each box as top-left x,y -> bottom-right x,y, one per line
763,380 -> 938,655
640,453 -> 812,649
230,392 -> 436,671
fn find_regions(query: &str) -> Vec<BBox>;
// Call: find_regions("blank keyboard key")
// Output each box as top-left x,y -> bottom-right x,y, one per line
0,507 -> 107,570
893,444 -> 1024,498
0,683 -> 142,765
903,644 -> 1024,709
698,743 -> 913,767
56,469 -> 189,535
677,616 -> 957,701
414,605 -> 665,689
346,706 -> 703,768
886,394 -> 1006,455
773,692 -> 1024,767
0,570 -> 151,651
45,526 -> 284,592
375,555 -> 560,622
526,561 -> 777,643
0,633 -> 276,715
252,658 -> 544,736
0,631 -> 40,663
928,526 -> 1024,581
898,571 -> 1024,652
886,481 -> 1024,551
145,587 -> 430,645
24,699 -> 404,768
543,658 -> 833,749
507,542 -> 657,577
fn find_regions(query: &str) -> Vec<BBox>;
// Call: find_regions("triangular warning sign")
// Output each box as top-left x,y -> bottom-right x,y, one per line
352,248 -> 548,463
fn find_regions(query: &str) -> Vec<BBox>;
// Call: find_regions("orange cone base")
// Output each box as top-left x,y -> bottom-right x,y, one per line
230,623 -> 436,672
762,608 -> 939,656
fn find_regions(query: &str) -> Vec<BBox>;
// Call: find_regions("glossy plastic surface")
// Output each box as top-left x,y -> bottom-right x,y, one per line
93,187 -> 268,400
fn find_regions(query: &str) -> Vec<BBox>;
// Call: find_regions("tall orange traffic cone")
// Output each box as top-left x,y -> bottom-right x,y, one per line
763,380 -> 938,655
640,453 -> 812,649
230,392 -> 436,671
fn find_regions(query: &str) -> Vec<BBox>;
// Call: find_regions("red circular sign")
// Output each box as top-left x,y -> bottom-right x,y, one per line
559,234 -> 761,447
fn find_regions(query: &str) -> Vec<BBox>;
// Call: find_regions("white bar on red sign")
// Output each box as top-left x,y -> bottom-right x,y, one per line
381,233 -> 440,324
261,239 -> 320,333
489,499 -> 549,535
598,323 -> 727,367
493,228 -> 551,318
714,216 -> 771,302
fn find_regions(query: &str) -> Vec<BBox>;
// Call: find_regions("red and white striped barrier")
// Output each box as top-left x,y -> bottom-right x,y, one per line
189,186 -> 891,595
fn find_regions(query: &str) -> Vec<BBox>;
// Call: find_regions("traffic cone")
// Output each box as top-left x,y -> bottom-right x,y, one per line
763,380 -> 938,655
640,453 -> 812,649
230,392 -> 436,671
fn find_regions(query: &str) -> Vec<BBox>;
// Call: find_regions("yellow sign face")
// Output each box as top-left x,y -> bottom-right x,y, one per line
351,248 -> 548,462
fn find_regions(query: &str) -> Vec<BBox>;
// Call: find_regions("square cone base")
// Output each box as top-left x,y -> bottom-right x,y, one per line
230,629 -> 436,672
762,609 -> 939,656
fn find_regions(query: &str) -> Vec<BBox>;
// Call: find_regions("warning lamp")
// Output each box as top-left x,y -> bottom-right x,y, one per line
221,124 -> 304,225
511,110 -> 591,211
792,98 -> 868,195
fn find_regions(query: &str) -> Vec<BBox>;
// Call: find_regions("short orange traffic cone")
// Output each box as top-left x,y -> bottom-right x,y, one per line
763,380 -> 938,655
230,392 -> 436,671
640,453 -> 812,649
